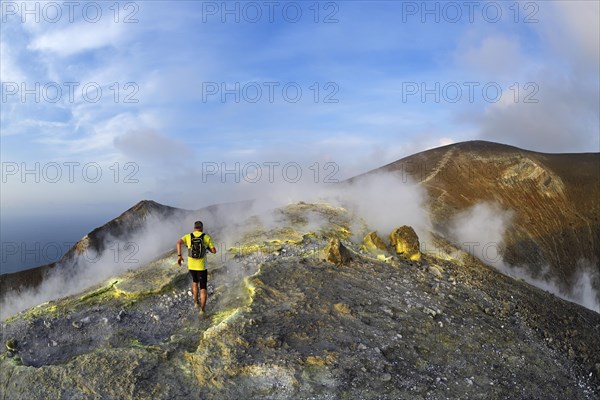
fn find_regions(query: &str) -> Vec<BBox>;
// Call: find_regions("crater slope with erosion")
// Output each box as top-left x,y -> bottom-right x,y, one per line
366,141 -> 600,295
1,203 -> 599,399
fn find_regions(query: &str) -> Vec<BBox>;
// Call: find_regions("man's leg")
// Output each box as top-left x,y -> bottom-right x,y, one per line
200,288 -> 207,311
190,270 -> 201,307
192,282 -> 199,306
199,270 -> 208,312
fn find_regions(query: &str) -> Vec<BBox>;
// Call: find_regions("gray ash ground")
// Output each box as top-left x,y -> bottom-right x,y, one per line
2,283 -> 211,367
1,231 -> 599,400
198,242 -> 599,400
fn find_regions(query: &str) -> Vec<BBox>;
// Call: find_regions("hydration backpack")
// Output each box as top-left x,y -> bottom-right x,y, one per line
189,233 -> 206,259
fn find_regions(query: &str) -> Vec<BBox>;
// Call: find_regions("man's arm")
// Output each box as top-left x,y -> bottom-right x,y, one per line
176,239 -> 184,265
206,235 -> 217,254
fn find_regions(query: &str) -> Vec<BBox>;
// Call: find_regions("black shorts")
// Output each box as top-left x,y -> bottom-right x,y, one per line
189,270 -> 208,289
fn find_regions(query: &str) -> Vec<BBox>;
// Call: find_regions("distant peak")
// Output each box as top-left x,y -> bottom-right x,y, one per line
131,199 -> 168,211
117,200 -> 180,221
429,140 -> 526,154
134,199 -> 163,207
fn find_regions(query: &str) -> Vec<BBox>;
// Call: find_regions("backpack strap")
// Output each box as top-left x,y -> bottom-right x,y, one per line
191,232 -> 205,241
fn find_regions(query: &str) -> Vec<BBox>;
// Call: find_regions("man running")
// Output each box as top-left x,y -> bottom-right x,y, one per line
176,221 -> 216,313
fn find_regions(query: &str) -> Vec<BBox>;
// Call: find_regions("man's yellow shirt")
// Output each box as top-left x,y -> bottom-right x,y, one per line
181,231 -> 214,271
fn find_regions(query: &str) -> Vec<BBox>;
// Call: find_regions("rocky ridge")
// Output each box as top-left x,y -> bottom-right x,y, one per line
1,203 -> 599,399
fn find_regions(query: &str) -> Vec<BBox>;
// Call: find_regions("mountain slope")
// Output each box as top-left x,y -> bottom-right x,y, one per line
1,203 -> 598,399
364,141 -> 600,292
0,199 -> 251,314
0,201 -> 180,299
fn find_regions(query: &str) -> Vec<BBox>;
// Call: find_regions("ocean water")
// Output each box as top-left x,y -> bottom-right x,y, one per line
0,214 -> 112,275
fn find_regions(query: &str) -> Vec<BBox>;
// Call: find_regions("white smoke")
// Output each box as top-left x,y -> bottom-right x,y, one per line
446,202 -> 514,268
200,170 -> 432,250
1,167 -> 436,320
328,172 -> 431,242
0,211 -> 195,320
3,177 -> 597,320
570,261 -> 600,312
446,202 -> 600,313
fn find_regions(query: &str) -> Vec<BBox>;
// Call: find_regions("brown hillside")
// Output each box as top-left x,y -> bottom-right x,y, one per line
367,140 -> 600,290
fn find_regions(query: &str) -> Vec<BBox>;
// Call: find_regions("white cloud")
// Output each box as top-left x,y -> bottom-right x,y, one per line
450,1 -> 600,152
456,34 -> 526,79
0,40 -> 26,82
540,1 -> 600,71
114,129 -> 192,164
28,20 -> 125,57
37,112 -> 143,155
1,118 -> 69,138
474,60 -> 599,152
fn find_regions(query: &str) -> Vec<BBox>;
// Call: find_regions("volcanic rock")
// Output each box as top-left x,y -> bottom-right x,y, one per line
362,231 -> 388,253
389,225 -> 421,262
321,238 -> 352,265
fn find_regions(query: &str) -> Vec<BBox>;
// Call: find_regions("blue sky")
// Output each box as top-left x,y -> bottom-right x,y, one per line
1,1 -> 599,272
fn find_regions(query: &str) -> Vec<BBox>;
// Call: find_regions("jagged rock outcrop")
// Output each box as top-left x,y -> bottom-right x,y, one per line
389,225 -> 421,262
321,238 -> 352,265
362,231 -> 388,253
